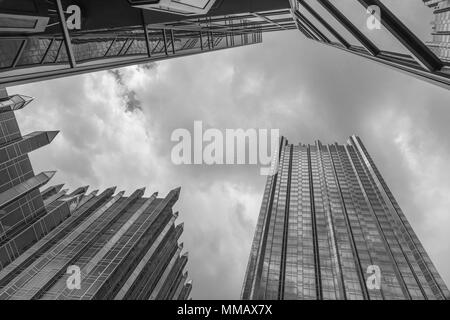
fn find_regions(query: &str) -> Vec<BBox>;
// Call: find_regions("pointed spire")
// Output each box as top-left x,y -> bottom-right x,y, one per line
90,190 -> 99,196
45,131 -> 60,143
173,186 -> 181,194
0,94 -> 35,112
106,186 -> 117,194
42,171 -> 57,180
179,243 -> 184,250
117,191 -> 125,197
176,222 -> 185,233
41,184 -> 63,197
173,211 -> 179,218
0,171 -> 56,209
68,186 -> 89,197
20,94 -> 34,106
168,186 -> 181,200
53,184 -> 65,193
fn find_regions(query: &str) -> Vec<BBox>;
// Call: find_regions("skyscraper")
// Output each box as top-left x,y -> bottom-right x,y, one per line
0,0 -> 293,87
289,0 -> 450,89
423,0 -> 450,62
242,136 -> 450,300
0,89 -> 191,300
2,1 -> 448,89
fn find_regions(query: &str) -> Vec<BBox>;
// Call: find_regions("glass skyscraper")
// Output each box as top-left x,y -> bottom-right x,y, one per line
0,89 -> 191,300
289,0 -> 450,89
0,0 -> 293,87
1,1 -> 448,88
242,136 -> 450,300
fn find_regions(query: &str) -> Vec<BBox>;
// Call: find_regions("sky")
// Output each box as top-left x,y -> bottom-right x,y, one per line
8,1 -> 450,299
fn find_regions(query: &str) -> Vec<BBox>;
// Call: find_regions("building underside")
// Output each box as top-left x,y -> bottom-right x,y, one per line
0,0 -> 449,88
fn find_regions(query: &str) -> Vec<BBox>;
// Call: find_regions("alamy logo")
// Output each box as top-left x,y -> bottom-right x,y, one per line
66,5 -> 81,30
66,265 -> 81,290
366,265 -> 381,290
366,5 -> 381,30
171,121 -> 280,176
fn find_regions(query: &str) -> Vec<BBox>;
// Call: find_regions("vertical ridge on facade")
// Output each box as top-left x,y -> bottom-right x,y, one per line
242,136 -> 449,300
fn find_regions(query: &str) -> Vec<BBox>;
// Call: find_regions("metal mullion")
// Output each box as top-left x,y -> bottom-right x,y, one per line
307,145 -> 323,300
207,32 -> 211,50
180,38 -> 190,51
170,29 -> 176,54
210,32 -> 215,48
123,39 -> 134,55
224,18 -> 229,47
55,0 -> 76,68
199,32 -> 204,51
278,145 -> 293,300
40,38 -> 55,64
162,29 -> 168,56
356,0 -> 443,71
118,39 -> 129,55
321,41 -> 450,89
54,40 -> 64,63
209,17 -> 214,49
296,21 -> 315,40
317,0 -> 379,56
142,11 -> 152,58
151,39 -> 161,54
12,40 -> 27,68
188,38 -> 196,50
294,14 -> 322,41
298,0 -> 350,48
240,20 -> 244,45
104,38 -> 117,57
294,10 -> 330,43
251,12 -> 289,31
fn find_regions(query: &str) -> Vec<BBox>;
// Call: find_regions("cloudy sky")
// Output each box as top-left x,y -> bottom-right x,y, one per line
8,1 -> 450,299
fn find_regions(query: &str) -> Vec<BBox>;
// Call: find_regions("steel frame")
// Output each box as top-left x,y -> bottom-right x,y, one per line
291,0 -> 450,89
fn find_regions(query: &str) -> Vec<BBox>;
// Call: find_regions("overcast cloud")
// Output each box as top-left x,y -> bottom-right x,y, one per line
9,1 -> 450,299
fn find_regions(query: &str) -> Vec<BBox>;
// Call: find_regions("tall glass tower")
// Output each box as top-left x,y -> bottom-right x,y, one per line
0,89 -> 191,300
242,136 -> 450,300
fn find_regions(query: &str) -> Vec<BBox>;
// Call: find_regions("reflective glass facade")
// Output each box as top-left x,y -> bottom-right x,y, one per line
0,90 -> 191,300
1,0 -> 449,88
0,93 -> 63,269
424,0 -> 450,62
288,0 -> 450,89
0,0 -> 294,87
242,136 -> 450,300
0,186 -> 190,300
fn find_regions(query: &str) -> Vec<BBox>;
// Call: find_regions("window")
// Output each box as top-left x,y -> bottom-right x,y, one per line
0,13 -> 48,33
129,0 -> 218,16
